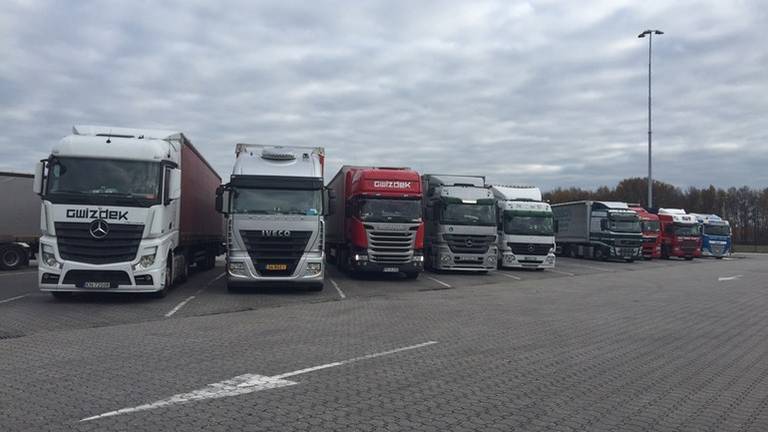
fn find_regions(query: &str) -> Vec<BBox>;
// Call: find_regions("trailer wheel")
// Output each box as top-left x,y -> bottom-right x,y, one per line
0,244 -> 27,270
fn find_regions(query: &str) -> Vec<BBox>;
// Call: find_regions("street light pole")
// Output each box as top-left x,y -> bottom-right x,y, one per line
638,29 -> 663,208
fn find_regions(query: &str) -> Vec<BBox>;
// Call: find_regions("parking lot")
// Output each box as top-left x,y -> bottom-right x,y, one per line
2,255 -> 768,431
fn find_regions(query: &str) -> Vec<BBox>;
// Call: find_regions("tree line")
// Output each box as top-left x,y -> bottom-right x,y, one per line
543,177 -> 768,245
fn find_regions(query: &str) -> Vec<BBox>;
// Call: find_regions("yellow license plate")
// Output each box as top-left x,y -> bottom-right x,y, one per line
266,264 -> 288,271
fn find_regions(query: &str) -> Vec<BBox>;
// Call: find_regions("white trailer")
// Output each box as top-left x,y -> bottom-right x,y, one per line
0,172 -> 40,270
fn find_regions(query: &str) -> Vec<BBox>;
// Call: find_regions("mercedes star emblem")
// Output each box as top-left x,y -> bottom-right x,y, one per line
465,239 -> 474,247
527,244 -> 536,253
89,219 -> 110,239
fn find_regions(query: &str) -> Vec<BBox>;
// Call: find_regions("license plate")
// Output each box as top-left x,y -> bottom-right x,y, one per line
265,264 -> 288,271
383,267 -> 399,273
84,281 -> 111,289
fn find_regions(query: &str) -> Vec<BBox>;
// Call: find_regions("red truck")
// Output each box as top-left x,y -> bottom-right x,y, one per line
629,205 -> 661,259
326,166 -> 424,278
651,208 -> 702,260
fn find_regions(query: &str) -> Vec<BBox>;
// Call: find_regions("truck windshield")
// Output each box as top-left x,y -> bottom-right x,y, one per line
608,216 -> 641,233
703,224 -> 729,236
441,203 -> 495,226
502,211 -> 554,236
673,223 -> 701,236
232,188 -> 321,215
45,157 -> 161,206
641,221 -> 660,233
358,199 -> 420,223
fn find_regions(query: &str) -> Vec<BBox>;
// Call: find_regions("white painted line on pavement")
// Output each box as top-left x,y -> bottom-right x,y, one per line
164,272 -> 225,318
426,276 -> 451,288
499,272 -> 522,280
80,340 -> 438,422
718,275 -> 743,282
164,296 -> 196,318
0,271 -> 37,278
0,294 -> 30,304
548,269 -> 576,277
330,278 -> 346,300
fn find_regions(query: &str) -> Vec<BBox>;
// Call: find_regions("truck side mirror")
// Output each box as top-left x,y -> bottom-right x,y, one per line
215,186 -> 230,214
168,168 -> 182,200
33,161 -> 45,195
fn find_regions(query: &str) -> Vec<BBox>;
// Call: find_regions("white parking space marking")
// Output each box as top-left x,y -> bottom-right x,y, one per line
548,269 -> 575,277
0,271 -> 37,278
499,272 -> 522,280
164,273 -> 225,318
80,341 -> 438,422
718,275 -> 743,282
330,278 -> 346,300
0,294 -> 30,304
426,276 -> 451,288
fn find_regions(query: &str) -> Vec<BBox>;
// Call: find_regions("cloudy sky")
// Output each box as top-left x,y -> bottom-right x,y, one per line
1,0 -> 766,190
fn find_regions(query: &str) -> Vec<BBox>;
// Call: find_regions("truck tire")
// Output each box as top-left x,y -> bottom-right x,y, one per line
685,256 -> 694,261
593,247 -> 605,261
403,271 -> 420,280
0,244 -> 27,270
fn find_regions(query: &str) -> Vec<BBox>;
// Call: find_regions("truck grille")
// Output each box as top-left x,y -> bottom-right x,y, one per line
54,222 -> 144,264
616,238 -> 642,248
366,227 -> 416,264
681,239 -> 698,254
508,243 -> 552,256
444,234 -> 495,254
240,230 -> 311,276
710,244 -> 726,255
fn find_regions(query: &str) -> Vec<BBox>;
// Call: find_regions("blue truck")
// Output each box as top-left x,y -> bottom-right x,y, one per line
690,213 -> 731,258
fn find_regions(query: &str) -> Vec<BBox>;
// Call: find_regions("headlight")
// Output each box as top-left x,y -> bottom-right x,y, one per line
548,247 -> 555,255
412,255 -> 424,262
132,247 -> 158,271
487,254 -> 497,263
504,254 -> 515,263
41,244 -> 61,269
545,255 -> 555,264
353,254 -> 368,262
305,262 -> 322,275
228,262 -> 247,276
439,254 -> 451,263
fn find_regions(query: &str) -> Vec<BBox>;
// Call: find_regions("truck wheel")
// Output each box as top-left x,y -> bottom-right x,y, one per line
178,256 -> 189,283
0,245 -> 27,270
51,291 -> 73,300
593,248 -> 605,261
403,271 -> 420,280
152,256 -> 173,299
685,256 -> 694,261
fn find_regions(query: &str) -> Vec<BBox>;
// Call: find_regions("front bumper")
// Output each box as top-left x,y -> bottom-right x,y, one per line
227,251 -> 324,286
38,237 -> 168,293
500,252 -> 556,269
349,258 -> 424,274
609,246 -> 642,260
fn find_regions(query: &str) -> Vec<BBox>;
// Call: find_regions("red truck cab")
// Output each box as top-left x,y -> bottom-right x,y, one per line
652,208 -> 702,260
629,205 -> 661,259
326,166 -> 424,278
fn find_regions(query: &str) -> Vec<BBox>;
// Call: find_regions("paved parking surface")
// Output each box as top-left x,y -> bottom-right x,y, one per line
1,255 -> 767,431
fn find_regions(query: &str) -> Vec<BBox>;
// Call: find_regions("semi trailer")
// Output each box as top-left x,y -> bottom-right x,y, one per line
651,208 -> 701,260
216,145 -> 328,291
552,201 -> 642,262
0,172 -> 40,270
421,174 -> 497,272
490,185 -> 555,269
629,204 -> 662,259
35,126 -> 223,298
689,213 -> 731,258
326,166 -> 424,278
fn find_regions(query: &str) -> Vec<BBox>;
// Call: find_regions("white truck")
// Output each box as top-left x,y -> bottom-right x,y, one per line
490,185 -> 556,269
421,174 -> 497,271
35,126 -> 223,298
216,145 -> 328,291
0,172 -> 40,270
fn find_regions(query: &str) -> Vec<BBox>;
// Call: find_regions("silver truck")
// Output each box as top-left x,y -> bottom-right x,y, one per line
491,185 -> 556,269
552,200 -> 642,262
422,175 -> 497,271
216,145 -> 329,291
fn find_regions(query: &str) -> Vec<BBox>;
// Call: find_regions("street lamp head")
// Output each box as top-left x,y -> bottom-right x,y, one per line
654,30 -> 664,35
638,29 -> 653,38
